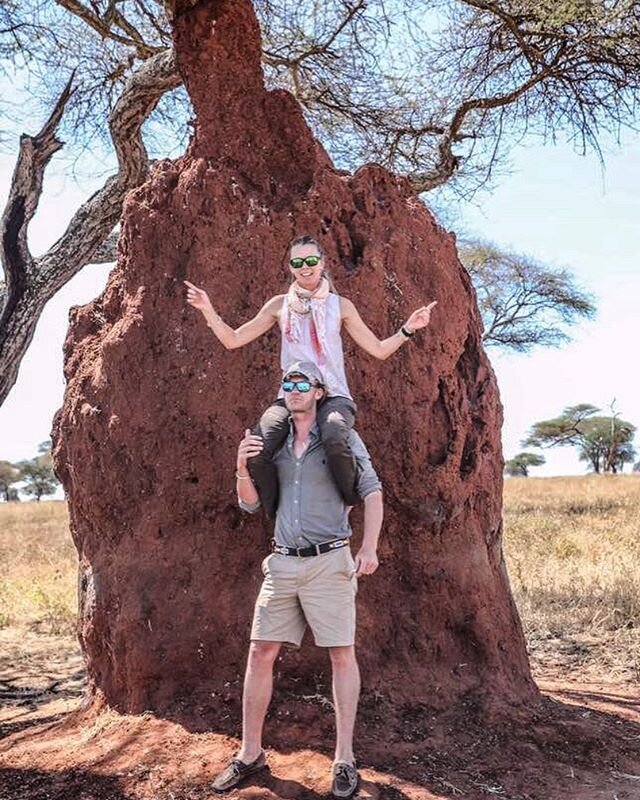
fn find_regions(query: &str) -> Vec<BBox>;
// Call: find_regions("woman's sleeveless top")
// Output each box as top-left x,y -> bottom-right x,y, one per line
278,293 -> 353,400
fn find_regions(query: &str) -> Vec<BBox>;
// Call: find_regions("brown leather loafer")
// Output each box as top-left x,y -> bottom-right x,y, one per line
211,751 -> 267,793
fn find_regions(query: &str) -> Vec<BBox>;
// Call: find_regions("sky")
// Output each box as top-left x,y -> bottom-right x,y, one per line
1,113 -> 639,482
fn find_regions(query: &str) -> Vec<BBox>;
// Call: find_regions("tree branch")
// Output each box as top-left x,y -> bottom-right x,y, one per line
0,48 -> 180,406
55,0 -> 163,57
0,74 -> 75,325
408,57 -> 561,193
90,228 -> 120,263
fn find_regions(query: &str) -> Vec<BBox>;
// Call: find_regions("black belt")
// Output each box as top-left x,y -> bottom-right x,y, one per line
271,538 -> 349,557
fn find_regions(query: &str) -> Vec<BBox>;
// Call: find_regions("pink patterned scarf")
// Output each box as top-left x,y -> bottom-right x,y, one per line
283,277 -> 331,365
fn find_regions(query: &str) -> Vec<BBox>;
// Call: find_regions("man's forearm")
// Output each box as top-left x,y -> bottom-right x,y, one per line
236,468 -> 259,505
362,490 -> 383,550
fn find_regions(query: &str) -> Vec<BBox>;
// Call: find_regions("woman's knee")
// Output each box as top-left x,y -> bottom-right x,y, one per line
320,414 -> 351,447
254,401 -> 289,440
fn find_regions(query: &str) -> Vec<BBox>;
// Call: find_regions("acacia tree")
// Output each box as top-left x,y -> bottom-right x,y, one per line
13,440 -> 59,500
504,452 -> 545,477
0,460 -> 21,501
459,240 -> 596,351
17,457 -> 59,500
2,0 -> 640,404
523,404 -> 637,474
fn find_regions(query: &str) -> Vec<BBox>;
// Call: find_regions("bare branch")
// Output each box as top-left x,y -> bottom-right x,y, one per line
38,47 -> 180,283
0,75 -> 75,320
0,48 -> 180,406
409,53 -> 562,193
55,0 -> 163,57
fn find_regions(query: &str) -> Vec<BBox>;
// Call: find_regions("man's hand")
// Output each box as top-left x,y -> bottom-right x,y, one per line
184,279 -> 215,315
237,428 -> 264,473
404,300 -> 437,333
354,546 -> 379,578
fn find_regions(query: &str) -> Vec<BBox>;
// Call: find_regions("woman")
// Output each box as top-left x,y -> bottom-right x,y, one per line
184,235 -> 436,517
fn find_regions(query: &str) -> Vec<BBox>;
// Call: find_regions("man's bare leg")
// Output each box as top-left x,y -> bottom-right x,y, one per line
236,640 -> 282,763
329,645 -> 361,764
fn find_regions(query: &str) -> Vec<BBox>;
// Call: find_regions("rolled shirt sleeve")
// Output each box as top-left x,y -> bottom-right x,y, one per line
238,498 -> 261,514
349,430 -> 382,499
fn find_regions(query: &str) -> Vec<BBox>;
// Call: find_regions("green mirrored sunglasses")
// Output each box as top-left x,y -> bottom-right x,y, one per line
290,255 -> 321,269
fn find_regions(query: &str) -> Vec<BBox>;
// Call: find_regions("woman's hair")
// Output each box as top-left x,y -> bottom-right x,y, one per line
289,234 -> 325,257
288,235 -> 336,292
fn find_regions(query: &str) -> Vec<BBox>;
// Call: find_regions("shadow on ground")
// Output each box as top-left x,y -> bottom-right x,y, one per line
1,679 -> 639,800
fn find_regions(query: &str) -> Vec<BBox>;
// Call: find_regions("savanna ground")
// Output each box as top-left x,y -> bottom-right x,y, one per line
1,476 -> 639,799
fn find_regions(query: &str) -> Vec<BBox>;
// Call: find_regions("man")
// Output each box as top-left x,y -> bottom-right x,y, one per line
212,361 -> 383,798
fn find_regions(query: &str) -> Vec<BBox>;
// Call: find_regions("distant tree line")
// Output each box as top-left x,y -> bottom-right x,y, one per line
0,440 -> 60,501
506,403 -> 638,477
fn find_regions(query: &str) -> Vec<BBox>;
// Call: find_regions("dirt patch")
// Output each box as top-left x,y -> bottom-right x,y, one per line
1,628 -> 639,800
0,629 -> 85,727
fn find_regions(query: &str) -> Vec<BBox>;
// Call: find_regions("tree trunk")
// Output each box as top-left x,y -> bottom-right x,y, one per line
51,0 -> 537,718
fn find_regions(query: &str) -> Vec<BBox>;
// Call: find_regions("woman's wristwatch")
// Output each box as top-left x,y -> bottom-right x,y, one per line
399,324 -> 414,338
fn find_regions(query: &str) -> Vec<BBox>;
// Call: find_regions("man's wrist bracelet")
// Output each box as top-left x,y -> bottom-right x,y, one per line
235,471 -> 252,480
400,325 -> 414,338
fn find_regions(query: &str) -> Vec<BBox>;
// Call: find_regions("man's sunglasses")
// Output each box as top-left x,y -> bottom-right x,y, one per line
290,255 -> 321,269
282,379 -> 318,393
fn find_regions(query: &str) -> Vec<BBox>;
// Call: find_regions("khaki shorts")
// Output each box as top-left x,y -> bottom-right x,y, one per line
250,546 -> 358,648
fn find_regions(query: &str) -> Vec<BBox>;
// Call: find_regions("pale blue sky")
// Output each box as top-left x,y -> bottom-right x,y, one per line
1,125 -> 638,479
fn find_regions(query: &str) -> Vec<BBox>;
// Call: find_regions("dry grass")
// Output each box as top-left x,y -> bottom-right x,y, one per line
1,477 -> 639,681
504,474 -> 640,682
0,501 -> 76,634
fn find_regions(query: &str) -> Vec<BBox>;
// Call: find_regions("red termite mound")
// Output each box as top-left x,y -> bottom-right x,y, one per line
52,0 -> 537,717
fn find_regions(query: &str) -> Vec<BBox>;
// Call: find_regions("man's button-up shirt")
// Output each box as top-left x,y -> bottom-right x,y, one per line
239,423 -> 381,548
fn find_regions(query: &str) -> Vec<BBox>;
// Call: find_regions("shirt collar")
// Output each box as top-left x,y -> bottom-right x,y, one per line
286,418 -> 320,445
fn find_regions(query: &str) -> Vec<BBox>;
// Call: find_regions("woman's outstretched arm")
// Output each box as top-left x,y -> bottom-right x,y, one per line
340,296 -> 437,360
184,280 -> 283,350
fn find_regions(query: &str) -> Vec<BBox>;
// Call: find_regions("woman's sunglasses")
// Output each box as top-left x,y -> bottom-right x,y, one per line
282,380 -> 315,393
290,255 -> 321,269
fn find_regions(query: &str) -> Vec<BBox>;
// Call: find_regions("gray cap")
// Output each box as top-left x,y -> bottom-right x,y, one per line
282,360 -> 325,386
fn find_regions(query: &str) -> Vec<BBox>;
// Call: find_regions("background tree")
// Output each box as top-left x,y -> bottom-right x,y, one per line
504,452 -> 546,477
0,460 -> 21,501
523,404 -> 637,474
36,439 -> 54,467
16,441 -> 60,501
459,240 -> 596,352
2,0 -> 640,403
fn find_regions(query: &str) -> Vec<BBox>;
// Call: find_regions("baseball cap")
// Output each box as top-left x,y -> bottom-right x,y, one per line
282,361 -> 325,386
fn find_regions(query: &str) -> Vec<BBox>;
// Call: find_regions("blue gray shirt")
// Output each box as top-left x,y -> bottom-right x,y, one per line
240,423 -> 382,548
